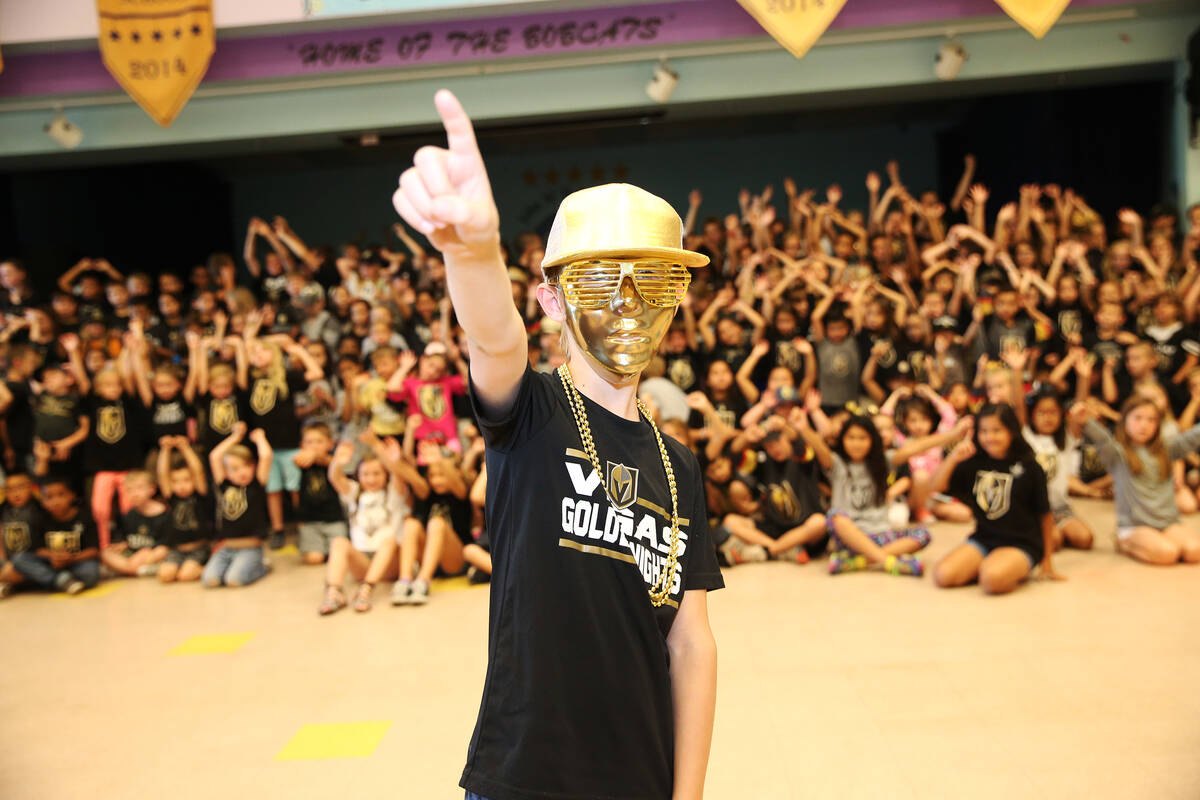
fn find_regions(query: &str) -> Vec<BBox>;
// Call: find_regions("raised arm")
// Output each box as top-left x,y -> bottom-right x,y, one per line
243,219 -> 263,278
393,91 -> 525,416
248,428 -> 274,487
792,407 -> 833,471
209,421 -> 247,485
949,154 -> 975,213
157,437 -> 177,498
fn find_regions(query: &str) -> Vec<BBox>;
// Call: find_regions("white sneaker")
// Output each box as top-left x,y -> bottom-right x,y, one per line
0,582 -> 13,598
409,579 -> 430,605
391,580 -> 413,606
136,564 -> 159,578
64,580 -> 86,595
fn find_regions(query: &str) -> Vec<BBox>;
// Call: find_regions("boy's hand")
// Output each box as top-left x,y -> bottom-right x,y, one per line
393,90 -> 500,255
231,421 -> 248,440
248,428 -> 268,447
949,438 -> 976,463
292,449 -> 314,468
332,441 -> 355,464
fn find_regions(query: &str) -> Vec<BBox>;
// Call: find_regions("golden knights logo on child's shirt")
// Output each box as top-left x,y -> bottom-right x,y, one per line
209,397 -> 238,435
250,379 -> 278,416
3,522 -> 31,553
417,384 -> 447,420
973,469 -> 1016,520
97,404 -> 126,444
221,485 -> 248,521
46,524 -> 84,553
559,451 -> 687,603
172,499 -> 198,532
1034,451 -> 1058,483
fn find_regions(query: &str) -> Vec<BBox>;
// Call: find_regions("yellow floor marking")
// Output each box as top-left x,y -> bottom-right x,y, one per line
169,632 -> 257,655
275,721 -> 392,761
48,581 -> 121,600
271,544 -> 299,556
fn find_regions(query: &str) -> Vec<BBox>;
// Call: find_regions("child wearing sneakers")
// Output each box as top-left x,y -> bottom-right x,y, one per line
11,478 -> 100,594
101,471 -> 169,577
156,437 -> 211,583
205,422 -> 273,588
321,432 -> 420,614
397,440 -> 469,606
794,412 -> 929,577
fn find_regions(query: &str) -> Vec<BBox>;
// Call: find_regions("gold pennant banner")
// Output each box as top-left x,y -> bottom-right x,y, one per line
736,0 -> 849,59
993,0 -> 1072,39
96,0 -> 215,127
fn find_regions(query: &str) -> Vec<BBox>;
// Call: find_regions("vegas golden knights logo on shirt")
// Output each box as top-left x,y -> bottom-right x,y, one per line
221,486 -> 248,521
417,384 -> 446,420
768,481 -> 800,519
210,397 -> 237,435
250,380 -> 278,416
1035,451 -> 1058,483
97,404 -> 126,444
3,522 -> 30,553
172,499 -> 197,532
973,471 -> 1014,520
605,461 -> 639,510
307,471 -> 327,497
46,526 -> 82,553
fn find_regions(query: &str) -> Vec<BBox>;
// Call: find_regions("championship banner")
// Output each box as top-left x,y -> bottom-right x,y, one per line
735,0 -> 849,59
96,0 -> 215,127
993,0 -> 1072,38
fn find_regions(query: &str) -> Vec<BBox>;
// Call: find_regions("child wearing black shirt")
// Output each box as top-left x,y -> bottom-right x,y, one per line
922,403 -> 1063,594
157,437 -> 211,583
100,471 -> 169,578
292,423 -> 348,566
398,440 -> 470,605
11,479 -> 100,595
0,473 -> 43,597
243,331 -> 324,548
31,359 -> 88,491
204,422 -> 272,588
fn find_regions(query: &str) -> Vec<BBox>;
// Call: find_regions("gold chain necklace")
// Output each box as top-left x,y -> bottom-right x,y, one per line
556,364 -> 681,607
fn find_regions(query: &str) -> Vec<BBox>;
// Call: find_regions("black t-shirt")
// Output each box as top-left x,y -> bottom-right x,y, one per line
112,507 -> 169,551
747,453 -> 825,536
150,397 -> 194,441
948,451 -> 1050,561
35,508 -> 100,554
297,463 -> 344,523
33,391 -> 83,444
84,395 -> 148,472
979,315 -> 1039,360
166,492 -> 212,547
246,369 -> 308,450
1,501 -> 45,558
663,350 -> 702,394
461,365 -> 723,800
856,329 -> 902,384
196,391 -> 249,455
215,480 -> 269,540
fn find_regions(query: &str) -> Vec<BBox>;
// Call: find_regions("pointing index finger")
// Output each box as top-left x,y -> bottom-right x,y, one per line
434,89 -> 479,158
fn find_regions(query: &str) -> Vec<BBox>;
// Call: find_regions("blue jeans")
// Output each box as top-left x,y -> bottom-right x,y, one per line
202,546 -> 267,587
11,552 -> 100,591
465,793 -> 490,800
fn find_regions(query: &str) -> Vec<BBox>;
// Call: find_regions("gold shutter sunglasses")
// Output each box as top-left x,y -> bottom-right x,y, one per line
553,260 -> 692,309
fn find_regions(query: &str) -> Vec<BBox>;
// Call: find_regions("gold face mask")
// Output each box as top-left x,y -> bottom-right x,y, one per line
554,260 -> 686,378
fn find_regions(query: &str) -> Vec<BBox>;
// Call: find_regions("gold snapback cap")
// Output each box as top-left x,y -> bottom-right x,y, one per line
540,183 -> 710,271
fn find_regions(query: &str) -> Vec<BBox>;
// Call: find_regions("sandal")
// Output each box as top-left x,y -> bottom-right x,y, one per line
353,582 -> 375,613
318,584 -> 346,616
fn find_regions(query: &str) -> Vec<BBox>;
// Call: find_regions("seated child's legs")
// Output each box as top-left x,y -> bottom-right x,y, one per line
462,543 -> 492,574
69,559 -> 100,589
224,547 -> 267,587
299,521 -> 348,565
877,525 -> 932,555
1117,526 -> 1182,565
158,561 -> 180,583
100,547 -> 138,576
0,561 -> 22,584
202,547 -> 235,587
978,547 -> 1033,595
933,543 -> 985,588
91,471 -> 125,548
932,499 -> 973,523
1162,524 -> 1200,564
1058,516 -> 1094,550
177,559 -> 205,582
11,552 -> 60,589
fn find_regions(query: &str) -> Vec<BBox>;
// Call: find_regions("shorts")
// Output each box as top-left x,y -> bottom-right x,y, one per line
1052,507 -> 1075,526
166,546 -> 211,566
826,510 -> 932,552
298,521 -> 349,555
266,448 -> 302,493
966,536 -> 1038,570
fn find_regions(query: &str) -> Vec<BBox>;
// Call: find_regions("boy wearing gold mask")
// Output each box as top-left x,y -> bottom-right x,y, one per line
394,91 -> 722,800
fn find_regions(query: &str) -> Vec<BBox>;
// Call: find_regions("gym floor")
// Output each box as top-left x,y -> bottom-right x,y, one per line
3,497 -> 1198,800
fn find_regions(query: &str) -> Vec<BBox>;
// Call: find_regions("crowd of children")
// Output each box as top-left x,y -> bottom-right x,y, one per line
0,160 -> 1197,608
